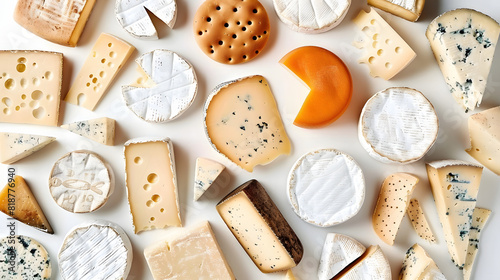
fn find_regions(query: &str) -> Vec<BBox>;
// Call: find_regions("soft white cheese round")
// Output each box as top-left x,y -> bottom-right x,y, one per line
358,87 -> 439,164
287,149 -> 365,227
0,235 -> 51,279
318,233 -> 366,280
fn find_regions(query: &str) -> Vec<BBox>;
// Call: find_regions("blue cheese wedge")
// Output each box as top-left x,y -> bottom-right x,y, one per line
399,244 -> 446,280
0,235 -> 51,279
0,132 -> 55,164
464,207 -> 491,280
61,117 -> 115,146
194,157 -> 226,201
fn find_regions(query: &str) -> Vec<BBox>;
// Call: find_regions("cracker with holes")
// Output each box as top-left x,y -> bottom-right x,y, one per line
0,50 -> 62,126
193,0 -> 270,64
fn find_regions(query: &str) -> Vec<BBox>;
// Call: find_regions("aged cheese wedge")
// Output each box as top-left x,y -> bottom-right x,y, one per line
318,233 -> 366,280
333,245 -> 391,280
61,117 -> 115,146
0,175 -> 53,234
194,157 -> 225,201
0,132 -> 55,164
359,87 -> 439,164
426,160 -> 483,268
115,0 -> 177,39
466,106 -> 500,175
399,244 -> 446,280
0,235 -> 51,279
204,75 -> 291,172
14,0 -> 97,46
0,50 -> 63,126
59,220 -> 133,280
144,221 -> 235,280
279,46 -> 352,128
407,199 -> 436,243
426,9 -> 500,112
123,49 -> 197,123
367,0 -> 425,21
464,207 -> 491,280
373,173 -> 419,245
217,179 -> 303,273
65,33 -> 134,111
353,8 -> 416,80
273,0 -> 351,33
124,137 -> 181,233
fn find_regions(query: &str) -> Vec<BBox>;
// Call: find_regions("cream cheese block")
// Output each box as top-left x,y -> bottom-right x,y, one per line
464,207 -> 491,280
426,9 -> 500,112
288,149 -> 365,227
0,132 -> 55,164
359,87 -> 438,164
115,0 -> 177,39
318,233 -> 366,280
61,117 -> 115,146
0,235 -> 51,279
399,244 -> 446,280
194,157 -> 226,201
367,0 -> 425,21
334,245 -> 391,280
123,49 -> 197,123
273,0 -> 351,33
49,150 -> 114,213
58,220 -> 133,280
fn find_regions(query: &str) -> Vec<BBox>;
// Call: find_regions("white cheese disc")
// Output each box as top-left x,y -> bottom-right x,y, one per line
0,235 -> 51,279
358,87 -> 439,164
49,150 -> 114,213
122,49 -> 198,123
287,149 -> 365,227
58,220 -> 133,280
273,0 -> 351,33
318,233 -> 366,280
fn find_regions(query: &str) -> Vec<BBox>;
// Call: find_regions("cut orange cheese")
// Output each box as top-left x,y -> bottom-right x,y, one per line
279,46 -> 352,128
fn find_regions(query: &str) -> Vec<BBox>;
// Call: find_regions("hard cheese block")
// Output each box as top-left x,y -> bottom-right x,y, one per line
14,0 -> 97,46
407,199 -> 436,243
318,233 -> 366,280
426,9 -> 500,112
466,106 -> 500,175
399,244 -> 446,280
0,132 -> 55,164
61,117 -> 115,146
124,137 -> 181,233
65,33 -> 134,111
0,235 -> 51,279
353,8 -> 416,80
144,221 -> 235,280
204,75 -> 291,172
194,157 -> 225,201
373,173 -> 419,245
0,50 -> 63,126
464,207 -> 491,280
367,0 -> 425,21
426,160 -> 483,268
333,245 -> 391,280
217,179 -> 303,273
0,175 -> 53,234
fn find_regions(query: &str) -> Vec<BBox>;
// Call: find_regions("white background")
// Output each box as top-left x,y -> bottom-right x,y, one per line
1,0 -> 500,279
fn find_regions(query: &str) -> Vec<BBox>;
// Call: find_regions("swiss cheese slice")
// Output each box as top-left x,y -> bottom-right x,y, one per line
333,245 -> 391,280
407,199 -> 436,243
367,0 -> 425,21
204,75 -> 291,172
318,233 -> 366,280
464,207 -> 491,280
399,244 -> 446,280
194,157 -> 225,201
279,46 -> 352,128
0,132 -> 55,164
61,117 -> 115,146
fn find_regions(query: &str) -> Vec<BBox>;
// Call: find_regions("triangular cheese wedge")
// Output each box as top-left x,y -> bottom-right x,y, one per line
333,245 -> 391,280
318,233 -> 366,280
0,176 -> 53,234
61,117 -> 115,146
0,132 -> 55,164
194,158 -> 225,201
407,199 -> 436,243
399,244 -> 446,280
464,207 -> 491,280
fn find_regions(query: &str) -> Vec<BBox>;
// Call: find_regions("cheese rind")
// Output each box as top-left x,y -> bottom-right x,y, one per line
194,157 -> 225,201
61,117 -> 115,146
144,221 -> 235,280
464,207 -> 491,280
407,199 -> 436,243
426,9 -> 500,112
318,233 -> 366,280
0,235 -> 51,279
217,180 -> 303,273
367,0 -> 425,21
0,132 -> 55,164
65,33 -> 135,111
399,244 -> 446,280
333,245 -> 391,280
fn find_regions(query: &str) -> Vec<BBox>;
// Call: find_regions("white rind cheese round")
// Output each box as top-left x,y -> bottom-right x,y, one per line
273,0 -> 351,34
0,235 -> 51,279
49,150 -> 114,213
287,149 -> 365,227
123,49 -> 198,123
59,220 -> 133,280
318,233 -> 366,280
358,87 -> 439,164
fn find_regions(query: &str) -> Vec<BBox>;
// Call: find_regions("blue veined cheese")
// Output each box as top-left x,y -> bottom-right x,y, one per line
193,157 -> 225,201
0,132 -> 55,164
426,9 -> 500,112
318,233 -> 366,280
61,117 -> 115,146
426,160 -> 483,268
0,235 -> 51,279
464,207 -> 491,280
335,245 -> 391,280
367,0 -> 425,21
399,244 -> 446,280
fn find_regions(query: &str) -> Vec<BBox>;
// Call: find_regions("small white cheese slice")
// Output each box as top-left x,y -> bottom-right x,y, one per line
0,235 -> 51,279
0,132 -> 55,164
194,157 -> 226,201
399,243 -> 446,280
61,117 -> 115,146
367,0 -> 425,21
288,149 -> 365,227
334,245 -> 391,280
407,199 -> 436,243
318,233 -> 366,280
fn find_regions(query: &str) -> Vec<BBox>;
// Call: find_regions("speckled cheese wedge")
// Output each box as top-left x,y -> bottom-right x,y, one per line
399,244 -> 446,280
0,132 -> 55,164
0,235 -> 51,279
407,199 -> 436,243
61,117 -> 115,146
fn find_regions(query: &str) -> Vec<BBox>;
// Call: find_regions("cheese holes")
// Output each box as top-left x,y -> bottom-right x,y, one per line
150,217 -> 155,221
109,51 -> 117,58
373,34 -> 379,40
377,49 -> 383,56
199,31 -> 203,35
16,63 -> 26,73
146,200 -> 153,207
207,17 -> 212,22
395,47 -> 401,53
151,194 -> 160,202
29,101 -> 39,108
224,23 -> 229,27
4,79 -> 15,90
253,9 -> 257,13
46,95 -> 52,101
20,78 -> 27,88
99,71 -> 105,78
160,208 -> 165,213
77,93 -> 86,106
31,90 -> 43,100
2,97 -> 11,107
385,39 -> 392,45
101,58 -> 106,64
17,57 -> 26,64
33,78 -> 40,86
134,157 -> 143,164
370,19 -> 376,25
233,8 -> 237,12
108,43 -> 113,47
3,108 -> 10,115
32,107 -> 45,119
108,62 -> 114,68
216,6 -> 221,10
21,94 -> 26,100
368,56 -> 375,64
143,184 -> 151,191
147,173 -> 159,184
385,62 -> 392,69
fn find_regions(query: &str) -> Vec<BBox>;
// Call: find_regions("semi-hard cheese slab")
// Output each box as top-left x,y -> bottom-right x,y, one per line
144,221 -> 235,280
61,117 -> 115,146
0,50 -> 63,126
333,245 -> 391,280
14,0 -> 97,46
318,233 -> 366,280
426,9 -> 500,112
464,207 -> 491,280
204,75 -> 291,172
0,132 -> 55,164
217,180 -> 303,273
399,244 -> 446,280
368,0 -> 425,21
426,160 -> 483,268
124,137 -> 181,233
194,157 -> 226,201
58,220 -> 133,280
0,235 -> 51,279
407,199 -> 436,243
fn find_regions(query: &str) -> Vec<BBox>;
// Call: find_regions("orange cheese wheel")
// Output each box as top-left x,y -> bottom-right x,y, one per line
280,46 -> 352,128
